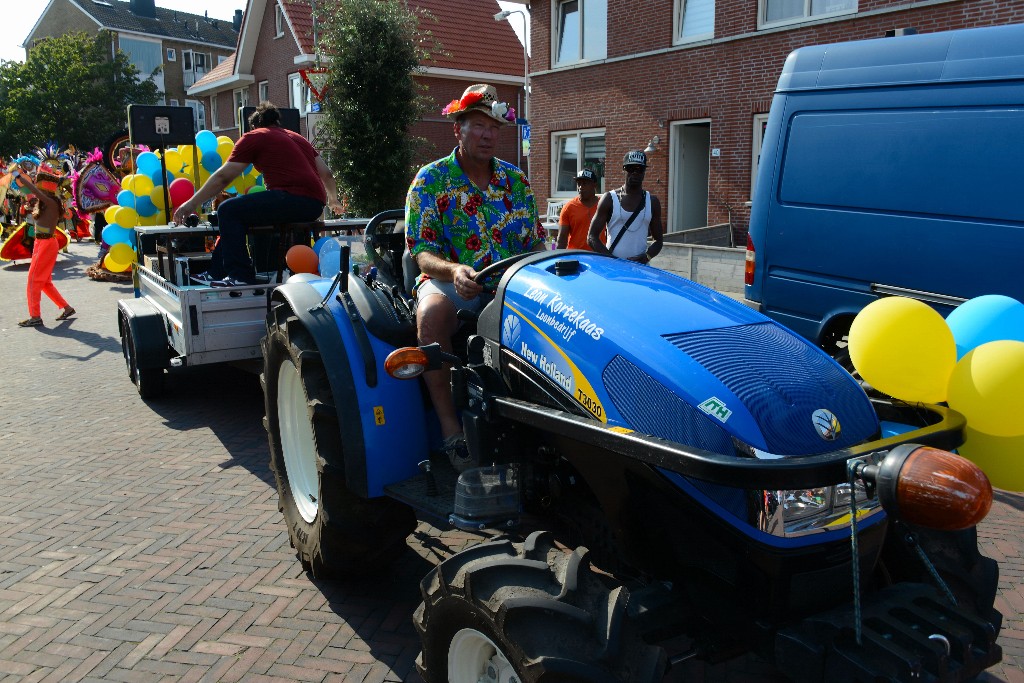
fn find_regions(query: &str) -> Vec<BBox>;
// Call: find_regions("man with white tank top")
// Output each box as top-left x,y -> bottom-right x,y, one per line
587,150 -> 663,264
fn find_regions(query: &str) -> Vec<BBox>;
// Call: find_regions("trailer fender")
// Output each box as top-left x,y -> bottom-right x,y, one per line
117,297 -> 169,369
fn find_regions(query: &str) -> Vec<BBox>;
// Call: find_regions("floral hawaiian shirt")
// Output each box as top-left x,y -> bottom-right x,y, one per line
405,147 -> 544,292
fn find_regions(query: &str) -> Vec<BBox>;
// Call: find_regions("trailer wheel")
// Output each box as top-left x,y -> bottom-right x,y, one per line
414,531 -> 666,683
120,317 -> 164,399
263,311 -> 415,578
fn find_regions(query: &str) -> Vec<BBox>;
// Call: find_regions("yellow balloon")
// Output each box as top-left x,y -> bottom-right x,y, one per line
178,145 -> 196,165
217,141 -> 234,161
216,135 -> 234,146
108,242 -> 137,265
121,173 -> 137,191
103,253 -> 131,273
114,206 -> 139,228
848,297 -> 956,403
959,426 -> 1024,492
164,150 -> 183,174
104,205 -> 119,225
948,340 -> 1024,437
128,175 -> 154,196
150,187 -> 166,209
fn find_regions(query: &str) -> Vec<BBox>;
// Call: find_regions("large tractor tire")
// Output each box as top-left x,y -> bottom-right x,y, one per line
414,531 -> 667,683
262,309 -> 416,578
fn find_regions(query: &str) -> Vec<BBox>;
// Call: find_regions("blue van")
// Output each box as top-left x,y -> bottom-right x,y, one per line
744,23 -> 1024,357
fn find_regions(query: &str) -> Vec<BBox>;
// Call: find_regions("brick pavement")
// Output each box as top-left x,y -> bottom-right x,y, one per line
0,239 -> 1020,682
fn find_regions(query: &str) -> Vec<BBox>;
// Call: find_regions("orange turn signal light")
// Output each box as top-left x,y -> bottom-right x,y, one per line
384,347 -> 429,379
864,445 -> 993,531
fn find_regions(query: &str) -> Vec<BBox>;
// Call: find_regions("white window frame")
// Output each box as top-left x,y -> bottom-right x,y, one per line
166,47 -> 176,62
758,0 -> 856,29
259,80 -> 269,102
169,98 -> 179,106
550,127 -> 606,198
552,0 -> 607,67
210,93 -> 219,130
675,0 -> 715,45
275,4 -> 285,37
751,113 -> 770,198
288,73 -> 311,116
233,88 -> 250,129
185,99 -> 206,131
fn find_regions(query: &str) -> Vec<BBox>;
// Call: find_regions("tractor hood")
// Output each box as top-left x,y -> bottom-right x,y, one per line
484,252 -> 878,456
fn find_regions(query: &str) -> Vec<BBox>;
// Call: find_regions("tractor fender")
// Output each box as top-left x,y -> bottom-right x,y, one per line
117,297 -> 168,369
270,281 -> 371,497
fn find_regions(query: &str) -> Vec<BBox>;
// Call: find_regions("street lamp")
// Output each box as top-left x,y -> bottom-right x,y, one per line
494,8 -> 529,173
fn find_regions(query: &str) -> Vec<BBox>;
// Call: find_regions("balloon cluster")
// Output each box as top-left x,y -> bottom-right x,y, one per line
100,131 -> 265,272
848,295 -> 1024,491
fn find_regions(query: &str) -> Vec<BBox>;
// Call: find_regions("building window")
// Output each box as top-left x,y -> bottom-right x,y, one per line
289,73 -> 311,115
169,98 -> 179,106
760,0 -> 856,27
259,81 -> 269,102
554,0 -> 606,65
751,113 -> 770,198
677,0 -> 714,42
210,94 -> 219,130
185,99 -> 206,131
166,47 -> 176,62
275,4 -> 285,37
119,36 -> 162,76
217,55 -> 227,65
233,88 -> 249,129
552,129 -> 605,197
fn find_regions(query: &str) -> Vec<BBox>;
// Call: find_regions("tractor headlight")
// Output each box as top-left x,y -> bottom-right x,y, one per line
780,487 -> 831,521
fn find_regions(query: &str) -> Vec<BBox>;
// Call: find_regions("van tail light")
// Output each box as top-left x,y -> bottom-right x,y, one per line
744,234 -> 756,285
855,445 -> 993,530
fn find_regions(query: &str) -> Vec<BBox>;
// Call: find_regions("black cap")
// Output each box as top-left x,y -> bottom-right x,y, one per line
623,150 -> 648,167
575,168 -> 596,181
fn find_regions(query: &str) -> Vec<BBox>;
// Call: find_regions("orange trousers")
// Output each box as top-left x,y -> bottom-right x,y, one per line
26,236 -> 68,318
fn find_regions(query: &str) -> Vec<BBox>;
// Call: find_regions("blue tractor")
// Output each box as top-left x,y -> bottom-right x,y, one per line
261,211 -> 1002,682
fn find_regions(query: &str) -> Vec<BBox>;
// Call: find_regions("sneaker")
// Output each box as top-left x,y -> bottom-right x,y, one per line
210,276 -> 257,288
442,433 -> 474,473
191,272 -> 216,284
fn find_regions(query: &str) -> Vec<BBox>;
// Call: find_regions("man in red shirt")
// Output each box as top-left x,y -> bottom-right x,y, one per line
172,102 -> 344,286
555,168 -> 601,250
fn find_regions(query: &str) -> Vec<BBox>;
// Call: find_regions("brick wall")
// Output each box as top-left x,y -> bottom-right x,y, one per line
530,0 -> 1024,243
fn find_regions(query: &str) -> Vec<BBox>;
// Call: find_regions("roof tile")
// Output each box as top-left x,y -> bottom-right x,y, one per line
77,0 -> 239,48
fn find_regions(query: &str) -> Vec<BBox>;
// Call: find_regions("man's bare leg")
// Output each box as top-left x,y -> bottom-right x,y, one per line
416,294 -> 462,439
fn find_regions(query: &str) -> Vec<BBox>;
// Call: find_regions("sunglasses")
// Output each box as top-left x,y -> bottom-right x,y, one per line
624,165 -> 646,174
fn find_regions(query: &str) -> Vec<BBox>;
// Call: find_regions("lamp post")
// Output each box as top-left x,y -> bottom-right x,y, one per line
494,8 -> 529,174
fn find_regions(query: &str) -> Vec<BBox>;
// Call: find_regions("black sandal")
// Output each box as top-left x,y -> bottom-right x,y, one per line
56,307 -> 76,321
18,317 -> 43,327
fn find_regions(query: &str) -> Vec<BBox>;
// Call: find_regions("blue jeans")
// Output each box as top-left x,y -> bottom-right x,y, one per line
211,190 -> 324,280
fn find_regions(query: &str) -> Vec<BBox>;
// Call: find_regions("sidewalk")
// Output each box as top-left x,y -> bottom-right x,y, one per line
0,240 -> 1020,682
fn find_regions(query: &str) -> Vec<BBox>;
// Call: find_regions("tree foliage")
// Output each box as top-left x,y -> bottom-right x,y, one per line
0,31 -> 160,158
315,0 -> 439,216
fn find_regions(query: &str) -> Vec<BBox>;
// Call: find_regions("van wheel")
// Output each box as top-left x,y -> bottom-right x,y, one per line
414,531 -> 667,683
820,323 -> 856,375
262,309 -> 416,578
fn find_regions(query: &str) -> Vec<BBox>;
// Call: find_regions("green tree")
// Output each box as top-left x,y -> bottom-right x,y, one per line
0,31 -> 160,158
315,0 -> 439,216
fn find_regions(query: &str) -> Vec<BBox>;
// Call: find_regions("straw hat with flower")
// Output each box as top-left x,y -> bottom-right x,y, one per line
441,84 -> 516,126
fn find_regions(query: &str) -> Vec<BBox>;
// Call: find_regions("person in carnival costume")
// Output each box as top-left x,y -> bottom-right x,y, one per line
12,168 -> 75,327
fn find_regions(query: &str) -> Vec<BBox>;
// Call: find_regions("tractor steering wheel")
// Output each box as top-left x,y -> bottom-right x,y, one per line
472,252 -> 537,285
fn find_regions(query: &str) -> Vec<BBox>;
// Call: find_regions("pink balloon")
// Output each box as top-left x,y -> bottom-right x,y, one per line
168,177 -> 196,209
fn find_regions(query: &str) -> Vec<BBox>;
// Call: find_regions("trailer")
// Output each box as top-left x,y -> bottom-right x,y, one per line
116,218 -> 371,398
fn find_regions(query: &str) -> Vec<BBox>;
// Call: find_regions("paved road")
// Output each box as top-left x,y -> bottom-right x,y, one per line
1,240 -> 1020,682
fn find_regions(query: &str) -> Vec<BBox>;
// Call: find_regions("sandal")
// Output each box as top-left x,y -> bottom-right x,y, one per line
18,317 -> 43,327
56,307 -> 75,321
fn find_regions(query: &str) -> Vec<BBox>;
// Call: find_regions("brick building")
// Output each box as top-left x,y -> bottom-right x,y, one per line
24,0 -> 239,129
189,0 -> 524,168
528,0 -> 1024,240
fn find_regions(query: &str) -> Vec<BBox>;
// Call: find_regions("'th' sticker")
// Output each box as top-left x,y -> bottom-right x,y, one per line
699,397 -> 732,423
373,406 -> 385,426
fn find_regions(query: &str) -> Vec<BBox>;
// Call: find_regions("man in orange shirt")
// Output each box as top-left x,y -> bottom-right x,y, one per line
556,168 -> 602,250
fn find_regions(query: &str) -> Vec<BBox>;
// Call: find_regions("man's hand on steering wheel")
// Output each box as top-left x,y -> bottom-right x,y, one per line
453,264 -> 483,301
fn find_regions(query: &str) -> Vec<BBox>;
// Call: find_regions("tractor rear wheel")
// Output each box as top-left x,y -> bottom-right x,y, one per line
414,531 -> 666,683
262,309 -> 415,578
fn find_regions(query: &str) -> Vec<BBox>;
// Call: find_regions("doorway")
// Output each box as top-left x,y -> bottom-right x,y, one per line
668,120 -> 711,233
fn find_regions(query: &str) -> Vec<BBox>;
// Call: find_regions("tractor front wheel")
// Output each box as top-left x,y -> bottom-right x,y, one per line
414,531 -> 666,683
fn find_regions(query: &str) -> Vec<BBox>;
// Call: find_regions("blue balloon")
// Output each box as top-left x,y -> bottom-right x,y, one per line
136,152 -> 160,175
117,190 -> 137,208
201,152 -> 222,173
318,238 -> 342,277
313,236 -> 332,255
946,295 -> 1024,359
135,195 -> 158,217
102,224 -> 132,245
195,130 -> 218,155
